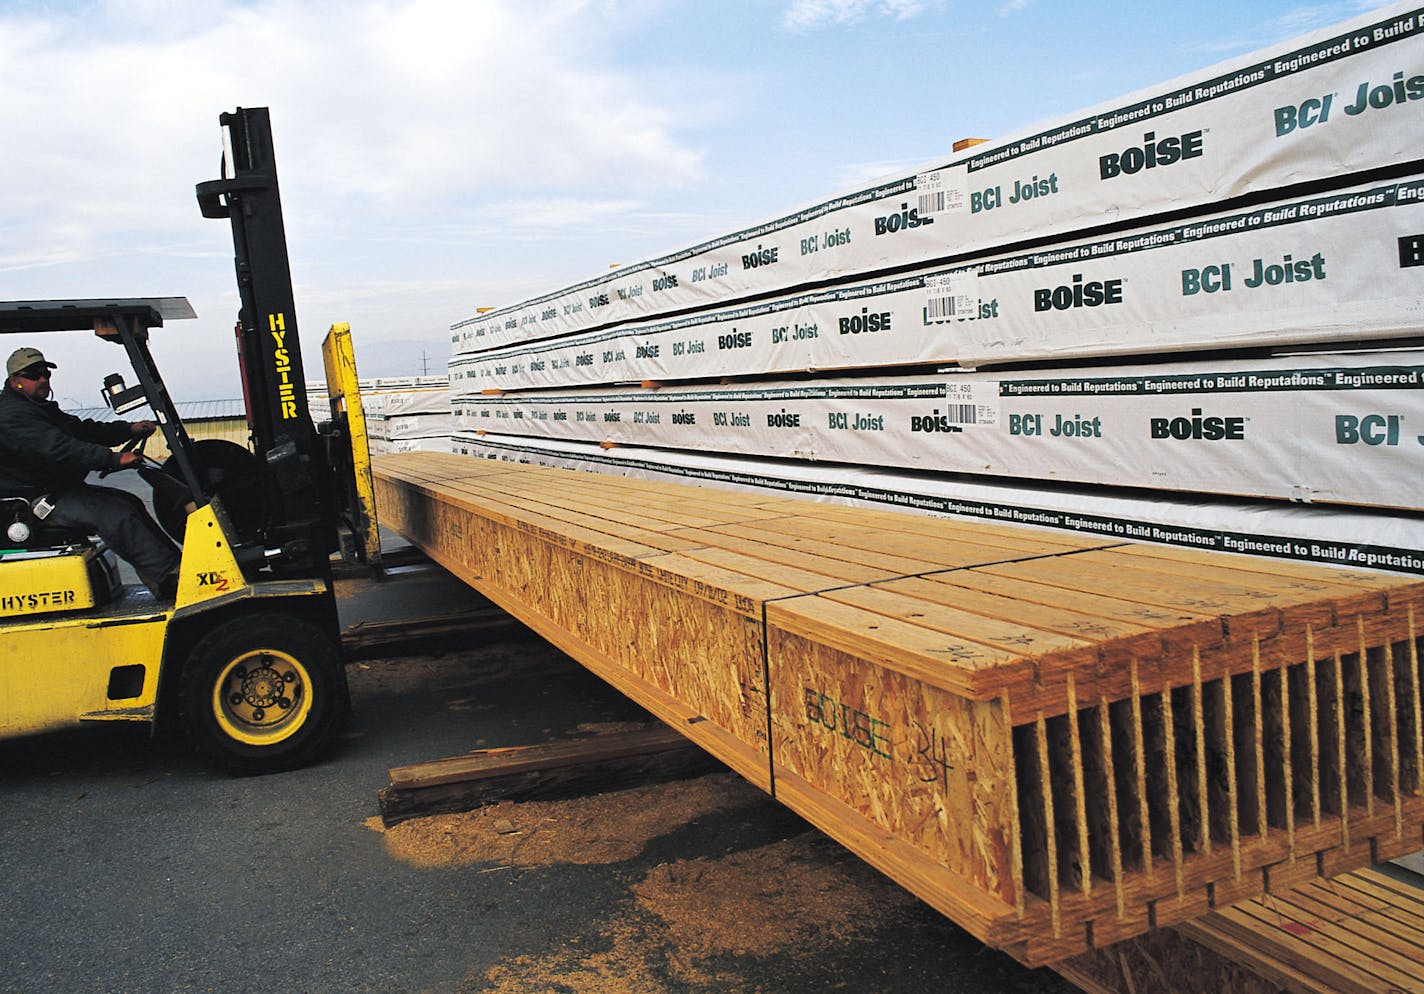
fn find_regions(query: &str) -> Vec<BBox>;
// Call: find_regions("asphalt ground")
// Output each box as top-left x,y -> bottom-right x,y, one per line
0,538 -> 1077,994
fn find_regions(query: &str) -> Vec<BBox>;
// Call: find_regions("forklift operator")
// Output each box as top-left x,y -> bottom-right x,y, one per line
0,346 -> 181,599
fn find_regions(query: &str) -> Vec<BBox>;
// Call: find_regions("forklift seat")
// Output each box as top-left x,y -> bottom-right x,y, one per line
0,496 -> 122,619
1,496 -> 96,552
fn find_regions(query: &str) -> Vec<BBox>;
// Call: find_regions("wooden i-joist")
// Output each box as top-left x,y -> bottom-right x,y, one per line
1057,864 -> 1424,993
372,452 -> 1424,966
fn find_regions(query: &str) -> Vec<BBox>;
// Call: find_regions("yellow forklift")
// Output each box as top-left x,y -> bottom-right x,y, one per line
0,108 -> 381,773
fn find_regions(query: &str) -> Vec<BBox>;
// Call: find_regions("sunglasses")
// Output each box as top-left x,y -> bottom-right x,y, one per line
16,367 -> 52,381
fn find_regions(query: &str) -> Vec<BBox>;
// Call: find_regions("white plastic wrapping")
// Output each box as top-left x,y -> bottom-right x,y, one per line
453,3 -> 1424,353
450,176 -> 1424,390
451,350 -> 1424,511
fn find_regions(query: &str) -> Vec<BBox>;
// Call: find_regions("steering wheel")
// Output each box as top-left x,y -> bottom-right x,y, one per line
98,429 -> 151,479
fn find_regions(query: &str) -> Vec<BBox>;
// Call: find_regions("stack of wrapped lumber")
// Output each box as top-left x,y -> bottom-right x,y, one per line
361,376 -> 454,454
310,376 -> 454,454
445,2 -> 1424,578
373,0 -> 1424,971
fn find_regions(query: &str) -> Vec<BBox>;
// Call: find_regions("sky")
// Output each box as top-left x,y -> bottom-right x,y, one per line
0,0 -> 1387,406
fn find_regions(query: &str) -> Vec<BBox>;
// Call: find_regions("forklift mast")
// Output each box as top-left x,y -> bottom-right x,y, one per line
196,107 -> 336,574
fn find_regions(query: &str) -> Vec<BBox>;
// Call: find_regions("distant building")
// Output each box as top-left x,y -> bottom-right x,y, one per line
69,399 -> 250,460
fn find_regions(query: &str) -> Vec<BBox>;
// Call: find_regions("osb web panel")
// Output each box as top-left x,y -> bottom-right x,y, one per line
373,452 -> 1424,966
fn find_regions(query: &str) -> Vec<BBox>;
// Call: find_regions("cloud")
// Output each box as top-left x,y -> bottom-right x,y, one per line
1178,2 -> 1370,57
0,0 -> 717,397
0,0 -> 705,271
782,0 -> 929,30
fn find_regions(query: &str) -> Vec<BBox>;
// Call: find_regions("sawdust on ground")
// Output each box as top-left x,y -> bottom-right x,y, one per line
474,832 -> 920,994
365,769 -> 926,993
366,770 -> 757,868
633,834 -> 911,958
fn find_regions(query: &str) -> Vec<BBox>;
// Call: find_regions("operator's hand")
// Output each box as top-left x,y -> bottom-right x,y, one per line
130,420 -> 157,437
118,450 -> 142,469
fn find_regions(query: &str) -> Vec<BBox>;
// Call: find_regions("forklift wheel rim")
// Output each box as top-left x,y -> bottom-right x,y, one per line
209,647 -> 315,747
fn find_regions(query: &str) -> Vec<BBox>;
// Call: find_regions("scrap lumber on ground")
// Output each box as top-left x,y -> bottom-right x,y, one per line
340,609 -> 519,661
378,725 -> 722,826
373,452 -> 1424,966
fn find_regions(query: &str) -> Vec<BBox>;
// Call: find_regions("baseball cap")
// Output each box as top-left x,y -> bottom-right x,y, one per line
6,347 -> 58,377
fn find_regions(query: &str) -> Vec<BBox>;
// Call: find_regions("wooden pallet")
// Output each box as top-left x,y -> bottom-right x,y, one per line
372,452 -> 1424,965
1055,865 -> 1424,993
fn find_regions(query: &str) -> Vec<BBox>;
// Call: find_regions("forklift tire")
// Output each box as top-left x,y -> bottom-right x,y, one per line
178,613 -> 346,774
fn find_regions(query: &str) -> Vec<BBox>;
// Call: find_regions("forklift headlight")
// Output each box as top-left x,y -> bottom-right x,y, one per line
102,373 -> 150,415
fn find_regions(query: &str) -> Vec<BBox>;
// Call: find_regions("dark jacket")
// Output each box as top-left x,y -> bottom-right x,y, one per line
0,384 -> 131,496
